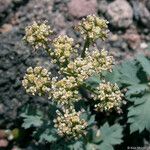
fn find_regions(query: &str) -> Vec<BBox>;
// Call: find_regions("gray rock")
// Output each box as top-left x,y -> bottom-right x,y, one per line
0,29 -> 42,121
67,0 -> 97,18
98,0 -> 108,14
106,0 -> 133,28
146,0 -> 150,11
131,1 -> 150,29
0,104 -> 5,115
0,0 -> 12,17
123,29 -> 141,50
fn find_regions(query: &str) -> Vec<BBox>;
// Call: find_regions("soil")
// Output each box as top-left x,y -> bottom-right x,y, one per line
0,0 -> 150,149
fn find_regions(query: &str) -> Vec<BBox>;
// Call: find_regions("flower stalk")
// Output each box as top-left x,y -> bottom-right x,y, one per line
82,37 -> 90,58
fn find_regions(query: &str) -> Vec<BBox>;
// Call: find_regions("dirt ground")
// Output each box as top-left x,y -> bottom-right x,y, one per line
0,0 -> 150,149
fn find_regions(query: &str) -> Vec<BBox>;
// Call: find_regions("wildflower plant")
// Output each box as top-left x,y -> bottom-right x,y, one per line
21,15 -> 125,149
20,15 -> 150,149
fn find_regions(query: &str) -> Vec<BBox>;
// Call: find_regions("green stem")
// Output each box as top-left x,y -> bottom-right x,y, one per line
81,83 -> 98,94
81,37 -> 90,58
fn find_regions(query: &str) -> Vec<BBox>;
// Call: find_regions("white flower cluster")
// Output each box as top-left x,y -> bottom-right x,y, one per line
75,15 -> 109,41
85,49 -> 114,74
61,49 -> 114,83
61,57 -> 94,83
22,66 -> 51,96
23,21 -> 53,49
50,35 -> 77,65
53,107 -> 87,139
50,76 -> 81,105
92,81 -> 123,112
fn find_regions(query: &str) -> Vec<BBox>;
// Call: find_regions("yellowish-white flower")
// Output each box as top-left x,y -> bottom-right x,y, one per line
85,49 -> 114,74
23,21 -> 53,49
92,81 -> 124,112
53,107 -> 87,139
61,57 -> 94,83
75,15 -> 109,41
22,66 -> 51,96
61,49 -> 114,83
50,76 -> 81,105
50,35 -> 77,65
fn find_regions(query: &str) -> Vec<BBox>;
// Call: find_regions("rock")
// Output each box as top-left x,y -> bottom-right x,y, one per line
0,104 -> 5,115
106,0 -> 133,28
0,0 -> 12,17
12,146 -> 21,150
0,24 -> 13,33
52,13 -> 66,28
137,3 -> 150,29
98,0 -> 108,14
0,130 -> 7,138
146,0 -> 150,11
67,0 -> 97,18
140,42 -> 148,49
123,29 -> 141,50
131,1 -> 150,29
0,139 -> 8,147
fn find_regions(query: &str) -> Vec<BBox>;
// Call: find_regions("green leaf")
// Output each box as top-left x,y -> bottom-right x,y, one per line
51,140 -> 84,150
34,121 -> 59,143
85,143 -> 98,150
136,54 -> 150,77
20,105 -> 43,129
86,123 -> 123,150
51,141 -> 70,150
87,115 -> 95,126
98,122 -> 123,150
38,128 -> 58,143
128,93 -> 150,133
91,128 -> 101,144
103,66 -> 121,85
86,75 -> 101,87
84,128 -> 101,150
80,108 -> 95,127
126,84 -> 149,97
21,115 -> 43,129
118,60 -> 140,85
104,60 -> 140,87
68,141 -> 83,150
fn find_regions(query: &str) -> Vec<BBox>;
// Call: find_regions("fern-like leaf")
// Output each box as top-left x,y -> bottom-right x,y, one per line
89,122 -> 123,150
136,54 -> 150,77
128,93 -> 150,133
20,105 -> 43,129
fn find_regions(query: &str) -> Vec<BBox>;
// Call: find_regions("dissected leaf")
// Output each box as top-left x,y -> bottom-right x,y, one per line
136,54 -> 150,77
68,141 -> 83,150
21,115 -> 43,129
104,60 -> 140,87
126,84 -> 149,97
85,123 -> 123,150
128,93 -> 150,133
51,141 -> 70,150
85,143 -> 98,150
97,122 -> 123,150
51,140 -> 84,150
86,75 -> 101,87
20,105 -> 43,129
38,128 -> 58,143
118,60 -> 140,85
33,120 -> 59,143
103,66 -> 121,85
80,108 -> 95,127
